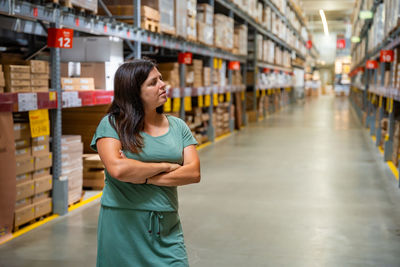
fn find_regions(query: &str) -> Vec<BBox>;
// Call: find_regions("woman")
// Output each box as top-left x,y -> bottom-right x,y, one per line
91,59 -> 201,266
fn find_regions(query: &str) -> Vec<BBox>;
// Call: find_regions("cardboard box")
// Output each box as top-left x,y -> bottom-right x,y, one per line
15,138 -> 31,149
16,173 -> 32,185
31,73 -> 49,79
197,3 -> 213,25
31,79 -> 48,87
32,168 -> 51,179
14,204 -> 35,228
61,77 -> 95,91
34,175 -> 52,194
31,135 -> 50,146
159,0 -> 175,34
80,62 -> 121,91
4,65 -> 30,73
197,22 -> 213,46
68,188 -> 82,205
0,112 -> 17,243
31,86 -> 49,92
61,142 -> 83,154
7,86 -> 31,93
16,156 -> 34,176
15,197 -> 32,210
175,0 -> 187,38
30,60 -> 49,74
7,79 -> 30,87
62,151 -> 83,162
34,198 -> 52,218
83,154 -> 104,169
32,191 -> 50,204
15,147 -> 31,160
65,170 -> 83,190
34,152 -> 52,170
14,123 -> 30,140
32,144 -> 50,157
16,180 -> 34,201
8,72 -> 30,79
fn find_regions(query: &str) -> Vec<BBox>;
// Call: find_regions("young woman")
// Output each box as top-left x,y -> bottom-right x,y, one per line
91,59 -> 201,266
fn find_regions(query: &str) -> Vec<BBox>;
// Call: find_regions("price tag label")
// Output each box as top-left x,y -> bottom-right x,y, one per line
219,94 -> 224,103
18,93 -> 38,111
204,95 -> 211,107
213,94 -> 219,106
241,91 -> 245,101
47,28 -> 74,49
184,96 -> 192,111
256,89 -> 260,98
261,90 -> 266,97
173,98 -> 181,112
29,109 -> 50,138
198,95 -> 204,107
226,92 -> 231,102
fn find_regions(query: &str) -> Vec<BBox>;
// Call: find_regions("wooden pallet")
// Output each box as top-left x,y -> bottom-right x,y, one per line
141,17 -> 160,33
13,212 -> 52,232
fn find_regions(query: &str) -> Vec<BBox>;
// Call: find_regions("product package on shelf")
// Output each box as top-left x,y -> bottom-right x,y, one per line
30,60 -> 50,92
175,0 -> 187,38
263,6 -> 271,31
66,0 -> 98,14
0,65 -> 5,93
185,107 -> 209,145
83,154 -> 105,189
4,65 -> 31,93
187,0 -> 197,41
214,14 -> 234,51
233,25 -> 248,56
186,59 -> 203,88
61,77 -> 95,91
203,67 -> 211,86
158,0 -> 175,35
392,121 -> 400,166
157,62 -> 180,88
61,135 -> 84,205
197,3 -> 213,46
213,102 -> 230,138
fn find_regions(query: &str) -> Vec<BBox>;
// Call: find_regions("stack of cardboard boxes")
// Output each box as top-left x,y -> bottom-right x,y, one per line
83,154 -> 105,189
0,66 -> 5,93
30,60 -> 50,92
197,4 -> 213,46
61,77 -> 95,91
213,103 -> 230,137
214,14 -> 234,51
187,0 -> 197,41
4,65 -> 31,93
185,107 -> 209,145
14,123 -> 52,230
233,25 -> 248,56
203,67 -> 211,86
158,63 -> 180,88
186,59 -> 203,88
60,135 -> 83,205
232,70 -> 243,85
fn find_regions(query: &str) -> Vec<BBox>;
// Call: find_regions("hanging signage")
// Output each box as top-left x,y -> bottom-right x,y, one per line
47,28 -> 74,49
263,68 -> 270,73
380,50 -> 394,62
366,60 -> 378,69
337,39 -> 346,49
228,61 -> 240,70
306,40 -> 312,49
178,52 -> 193,65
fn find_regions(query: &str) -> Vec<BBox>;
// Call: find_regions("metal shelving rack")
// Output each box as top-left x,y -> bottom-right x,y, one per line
0,0 -> 315,215
350,0 -> 400,185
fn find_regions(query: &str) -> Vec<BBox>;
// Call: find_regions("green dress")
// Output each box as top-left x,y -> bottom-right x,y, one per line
91,115 -> 198,267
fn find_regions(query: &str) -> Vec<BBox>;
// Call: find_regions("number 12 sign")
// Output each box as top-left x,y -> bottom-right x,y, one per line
47,28 -> 74,49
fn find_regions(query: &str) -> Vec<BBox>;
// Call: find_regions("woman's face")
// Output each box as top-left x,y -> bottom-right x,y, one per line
140,67 -> 167,110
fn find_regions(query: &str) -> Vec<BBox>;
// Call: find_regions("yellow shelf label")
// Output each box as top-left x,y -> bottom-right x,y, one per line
173,97 -> 181,112
226,92 -> 231,102
184,96 -> 192,111
256,90 -> 260,98
390,98 -> 394,113
164,97 -> 172,112
204,95 -> 211,107
241,91 -> 245,101
261,90 -> 266,97
213,94 -> 219,106
198,95 -> 204,108
379,95 -> 383,108
219,94 -> 224,103
28,109 -> 50,138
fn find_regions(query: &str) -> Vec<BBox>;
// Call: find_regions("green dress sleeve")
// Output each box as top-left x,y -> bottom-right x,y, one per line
90,115 -> 120,152
178,118 -> 198,148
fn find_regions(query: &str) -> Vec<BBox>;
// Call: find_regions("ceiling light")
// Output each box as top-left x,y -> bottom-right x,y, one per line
319,9 -> 329,37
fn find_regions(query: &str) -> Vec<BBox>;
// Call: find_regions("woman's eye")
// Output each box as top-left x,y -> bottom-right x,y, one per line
150,80 -> 157,86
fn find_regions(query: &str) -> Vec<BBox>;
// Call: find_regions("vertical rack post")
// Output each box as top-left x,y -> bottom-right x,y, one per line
228,9 -> 234,132
384,100 -> 395,161
253,30 -> 258,115
242,21 -> 248,127
50,13 -> 68,215
179,62 -> 186,120
208,57 -> 215,142
134,0 -> 141,59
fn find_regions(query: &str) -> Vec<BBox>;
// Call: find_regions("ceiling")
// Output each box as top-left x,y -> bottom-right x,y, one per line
300,0 -> 355,33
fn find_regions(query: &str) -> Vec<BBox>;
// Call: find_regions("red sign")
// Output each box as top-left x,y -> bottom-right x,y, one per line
380,50 -> 394,62
306,40 -> 312,49
366,60 -> 378,69
178,52 -> 193,65
228,61 -> 240,70
263,68 -> 270,73
337,39 -> 346,49
47,28 -> 74,49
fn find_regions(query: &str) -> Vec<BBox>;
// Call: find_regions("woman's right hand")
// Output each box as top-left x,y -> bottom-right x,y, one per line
165,163 -> 181,173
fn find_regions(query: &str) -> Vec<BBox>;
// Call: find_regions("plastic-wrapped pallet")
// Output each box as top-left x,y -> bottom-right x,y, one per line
233,25 -> 248,56
256,34 -> 263,61
159,0 -> 175,35
214,14 -> 234,51
187,0 -> 197,41
157,63 -> 180,88
175,0 -> 187,38
197,3 -> 213,46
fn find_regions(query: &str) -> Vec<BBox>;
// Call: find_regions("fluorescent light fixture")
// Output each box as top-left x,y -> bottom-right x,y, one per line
319,9 -> 329,36
359,10 -> 373,20
351,36 -> 361,43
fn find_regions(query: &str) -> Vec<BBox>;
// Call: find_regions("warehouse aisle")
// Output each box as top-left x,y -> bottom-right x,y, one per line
1,96 -> 400,267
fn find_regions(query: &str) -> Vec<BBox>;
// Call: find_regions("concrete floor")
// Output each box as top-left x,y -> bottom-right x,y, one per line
1,96 -> 400,267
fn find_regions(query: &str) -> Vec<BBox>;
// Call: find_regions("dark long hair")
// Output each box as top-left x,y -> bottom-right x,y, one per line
108,59 -> 162,153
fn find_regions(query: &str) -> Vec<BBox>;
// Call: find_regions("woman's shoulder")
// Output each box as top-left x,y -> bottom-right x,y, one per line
166,114 -> 186,127
98,114 -> 114,129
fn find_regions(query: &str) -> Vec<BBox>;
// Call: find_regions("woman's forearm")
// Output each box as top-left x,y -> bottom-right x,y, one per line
147,163 -> 200,186
109,158 -> 169,184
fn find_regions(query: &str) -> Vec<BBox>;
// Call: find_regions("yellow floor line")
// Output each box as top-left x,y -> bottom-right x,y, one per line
387,161 -> 399,180
372,136 -> 376,142
378,146 -> 384,155
68,192 -> 103,212
196,141 -> 212,151
215,132 -> 232,142
0,214 -> 59,246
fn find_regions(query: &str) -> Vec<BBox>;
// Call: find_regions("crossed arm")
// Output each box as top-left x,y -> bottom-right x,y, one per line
96,137 -> 201,186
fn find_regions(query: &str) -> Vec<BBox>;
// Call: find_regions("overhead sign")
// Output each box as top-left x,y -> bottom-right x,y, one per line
306,40 -> 312,49
366,60 -> 378,69
47,28 -> 74,49
337,39 -> 346,49
380,50 -> 394,62
351,36 -> 360,43
178,52 -> 193,65
228,61 -> 240,70
359,10 -> 373,20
